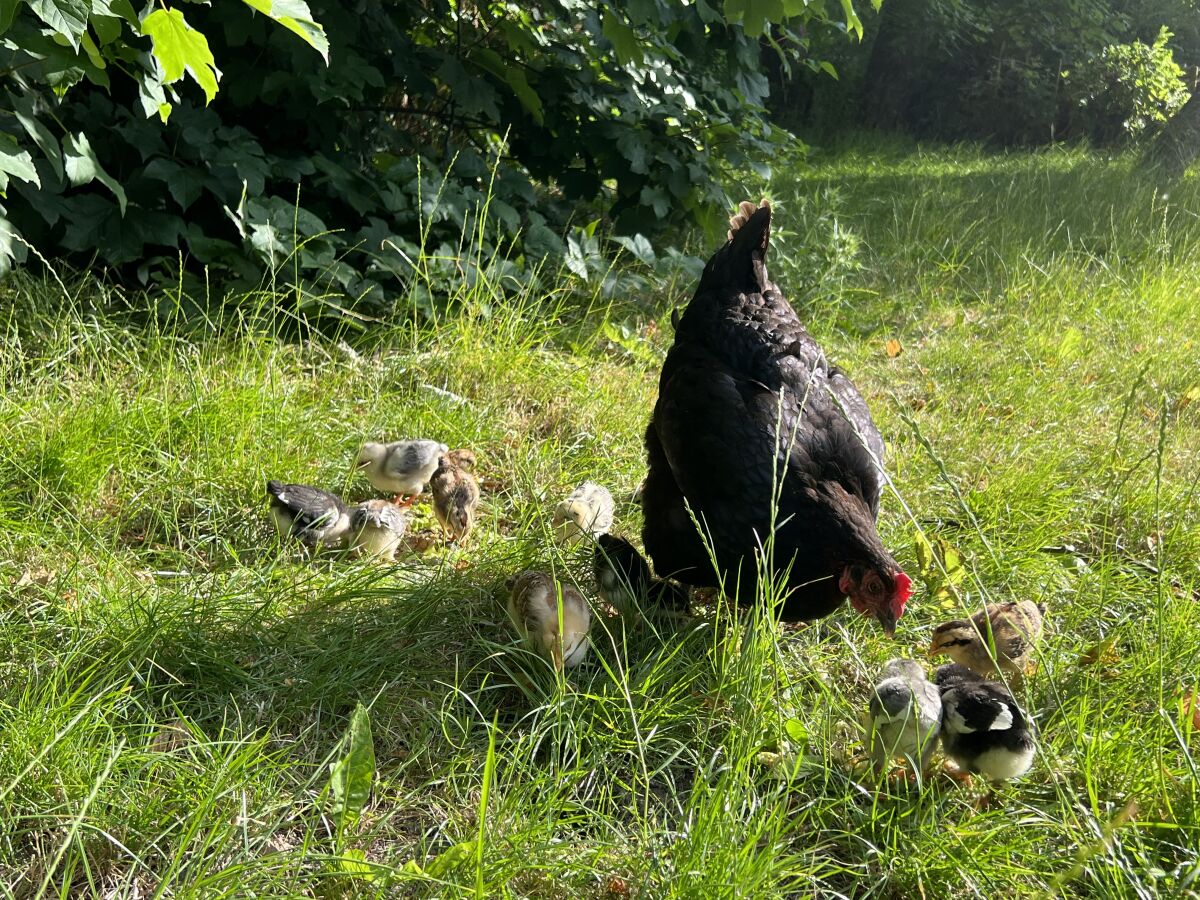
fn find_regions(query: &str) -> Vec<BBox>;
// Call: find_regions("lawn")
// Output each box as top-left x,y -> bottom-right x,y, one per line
0,142 -> 1197,898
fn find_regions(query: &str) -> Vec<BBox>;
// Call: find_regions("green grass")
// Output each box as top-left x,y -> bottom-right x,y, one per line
1,141 -> 1198,897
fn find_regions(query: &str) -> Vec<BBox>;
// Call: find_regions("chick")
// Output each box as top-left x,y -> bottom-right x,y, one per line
266,480 -> 353,549
446,448 -> 476,471
865,658 -> 942,779
355,439 -> 448,506
935,663 -> 1036,782
593,534 -> 690,615
505,570 -> 591,671
430,452 -> 481,545
552,481 -> 614,545
349,499 -> 408,561
929,600 -> 1045,679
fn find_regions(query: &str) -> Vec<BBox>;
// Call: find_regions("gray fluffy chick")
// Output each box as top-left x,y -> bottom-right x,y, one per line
355,439 -> 448,505
866,658 -> 942,778
350,499 -> 408,561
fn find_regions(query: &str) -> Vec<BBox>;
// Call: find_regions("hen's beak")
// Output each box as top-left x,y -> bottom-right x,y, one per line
875,608 -> 897,639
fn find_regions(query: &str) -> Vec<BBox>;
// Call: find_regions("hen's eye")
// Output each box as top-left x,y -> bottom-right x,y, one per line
869,579 -> 883,596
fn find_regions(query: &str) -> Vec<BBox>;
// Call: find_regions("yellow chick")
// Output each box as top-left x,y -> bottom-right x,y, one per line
551,480 -> 614,545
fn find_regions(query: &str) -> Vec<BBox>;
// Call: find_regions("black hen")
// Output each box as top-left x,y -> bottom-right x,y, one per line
641,200 -> 910,634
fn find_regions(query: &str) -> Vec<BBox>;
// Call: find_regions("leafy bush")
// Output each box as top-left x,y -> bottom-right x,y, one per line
1066,27 -> 1191,144
0,0 -> 871,325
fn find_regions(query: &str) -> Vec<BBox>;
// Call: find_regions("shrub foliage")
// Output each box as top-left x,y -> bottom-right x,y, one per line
0,0 -> 871,319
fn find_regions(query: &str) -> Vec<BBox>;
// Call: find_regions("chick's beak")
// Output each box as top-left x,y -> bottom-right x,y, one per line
875,608 -> 897,639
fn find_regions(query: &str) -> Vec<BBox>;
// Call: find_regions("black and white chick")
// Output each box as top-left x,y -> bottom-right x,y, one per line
355,439 -> 448,506
350,499 -> 408,561
935,663 -> 1036,782
865,658 -> 942,779
266,480 -> 353,550
593,534 -> 690,616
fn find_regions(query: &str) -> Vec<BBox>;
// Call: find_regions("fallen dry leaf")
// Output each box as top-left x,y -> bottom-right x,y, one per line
453,558 -> 471,571
14,568 -> 53,589
149,719 -> 191,754
884,338 -> 903,358
1178,385 -> 1200,410
603,876 -> 631,899
1181,689 -> 1200,733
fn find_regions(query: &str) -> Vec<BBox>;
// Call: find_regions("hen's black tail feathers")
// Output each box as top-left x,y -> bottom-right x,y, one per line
696,199 -> 771,297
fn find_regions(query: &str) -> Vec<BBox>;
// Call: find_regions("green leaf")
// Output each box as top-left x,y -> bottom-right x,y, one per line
612,234 -> 655,265
424,841 -> 476,879
27,0 -> 90,48
783,718 -> 808,743
0,0 -> 21,34
725,0 -> 783,37
10,93 -> 63,182
470,48 -> 543,124
504,66 -> 543,125
819,60 -> 839,80
63,132 -> 127,213
0,214 -> 27,276
327,702 -> 374,850
602,9 -> 642,65
0,134 -> 41,190
336,848 -> 376,881
239,0 -> 328,62
838,0 -> 863,40
141,8 -> 220,104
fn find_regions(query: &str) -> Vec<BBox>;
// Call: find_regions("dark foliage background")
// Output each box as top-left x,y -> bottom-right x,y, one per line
772,0 -> 1198,146
0,0 -> 869,322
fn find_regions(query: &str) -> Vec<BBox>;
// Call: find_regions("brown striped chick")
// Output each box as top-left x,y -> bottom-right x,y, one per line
929,600 -> 1045,679
505,570 -> 591,671
430,452 -> 481,545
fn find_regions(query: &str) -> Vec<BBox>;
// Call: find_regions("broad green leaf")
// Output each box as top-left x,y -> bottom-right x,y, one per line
783,718 -> 808,743
838,0 -> 864,40
725,0 -> 783,37
239,0 -> 328,62
0,214 -> 27,276
92,0 -> 137,25
63,131 -> 127,213
424,840 -> 476,879
602,9 -> 642,65
0,134 -> 41,189
504,66 -> 543,124
80,31 -> 105,69
327,702 -> 374,849
27,0 -> 90,48
470,48 -> 542,124
819,60 -> 839,80
10,93 -> 63,182
612,234 -> 655,265
0,0 -> 21,34
141,8 -> 220,104
337,848 -> 376,881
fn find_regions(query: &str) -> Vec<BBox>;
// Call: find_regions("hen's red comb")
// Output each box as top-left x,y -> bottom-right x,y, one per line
894,571 -> 913,608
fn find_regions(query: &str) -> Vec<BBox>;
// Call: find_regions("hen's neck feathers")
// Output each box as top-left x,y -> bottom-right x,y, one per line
696,206 -> 772,299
